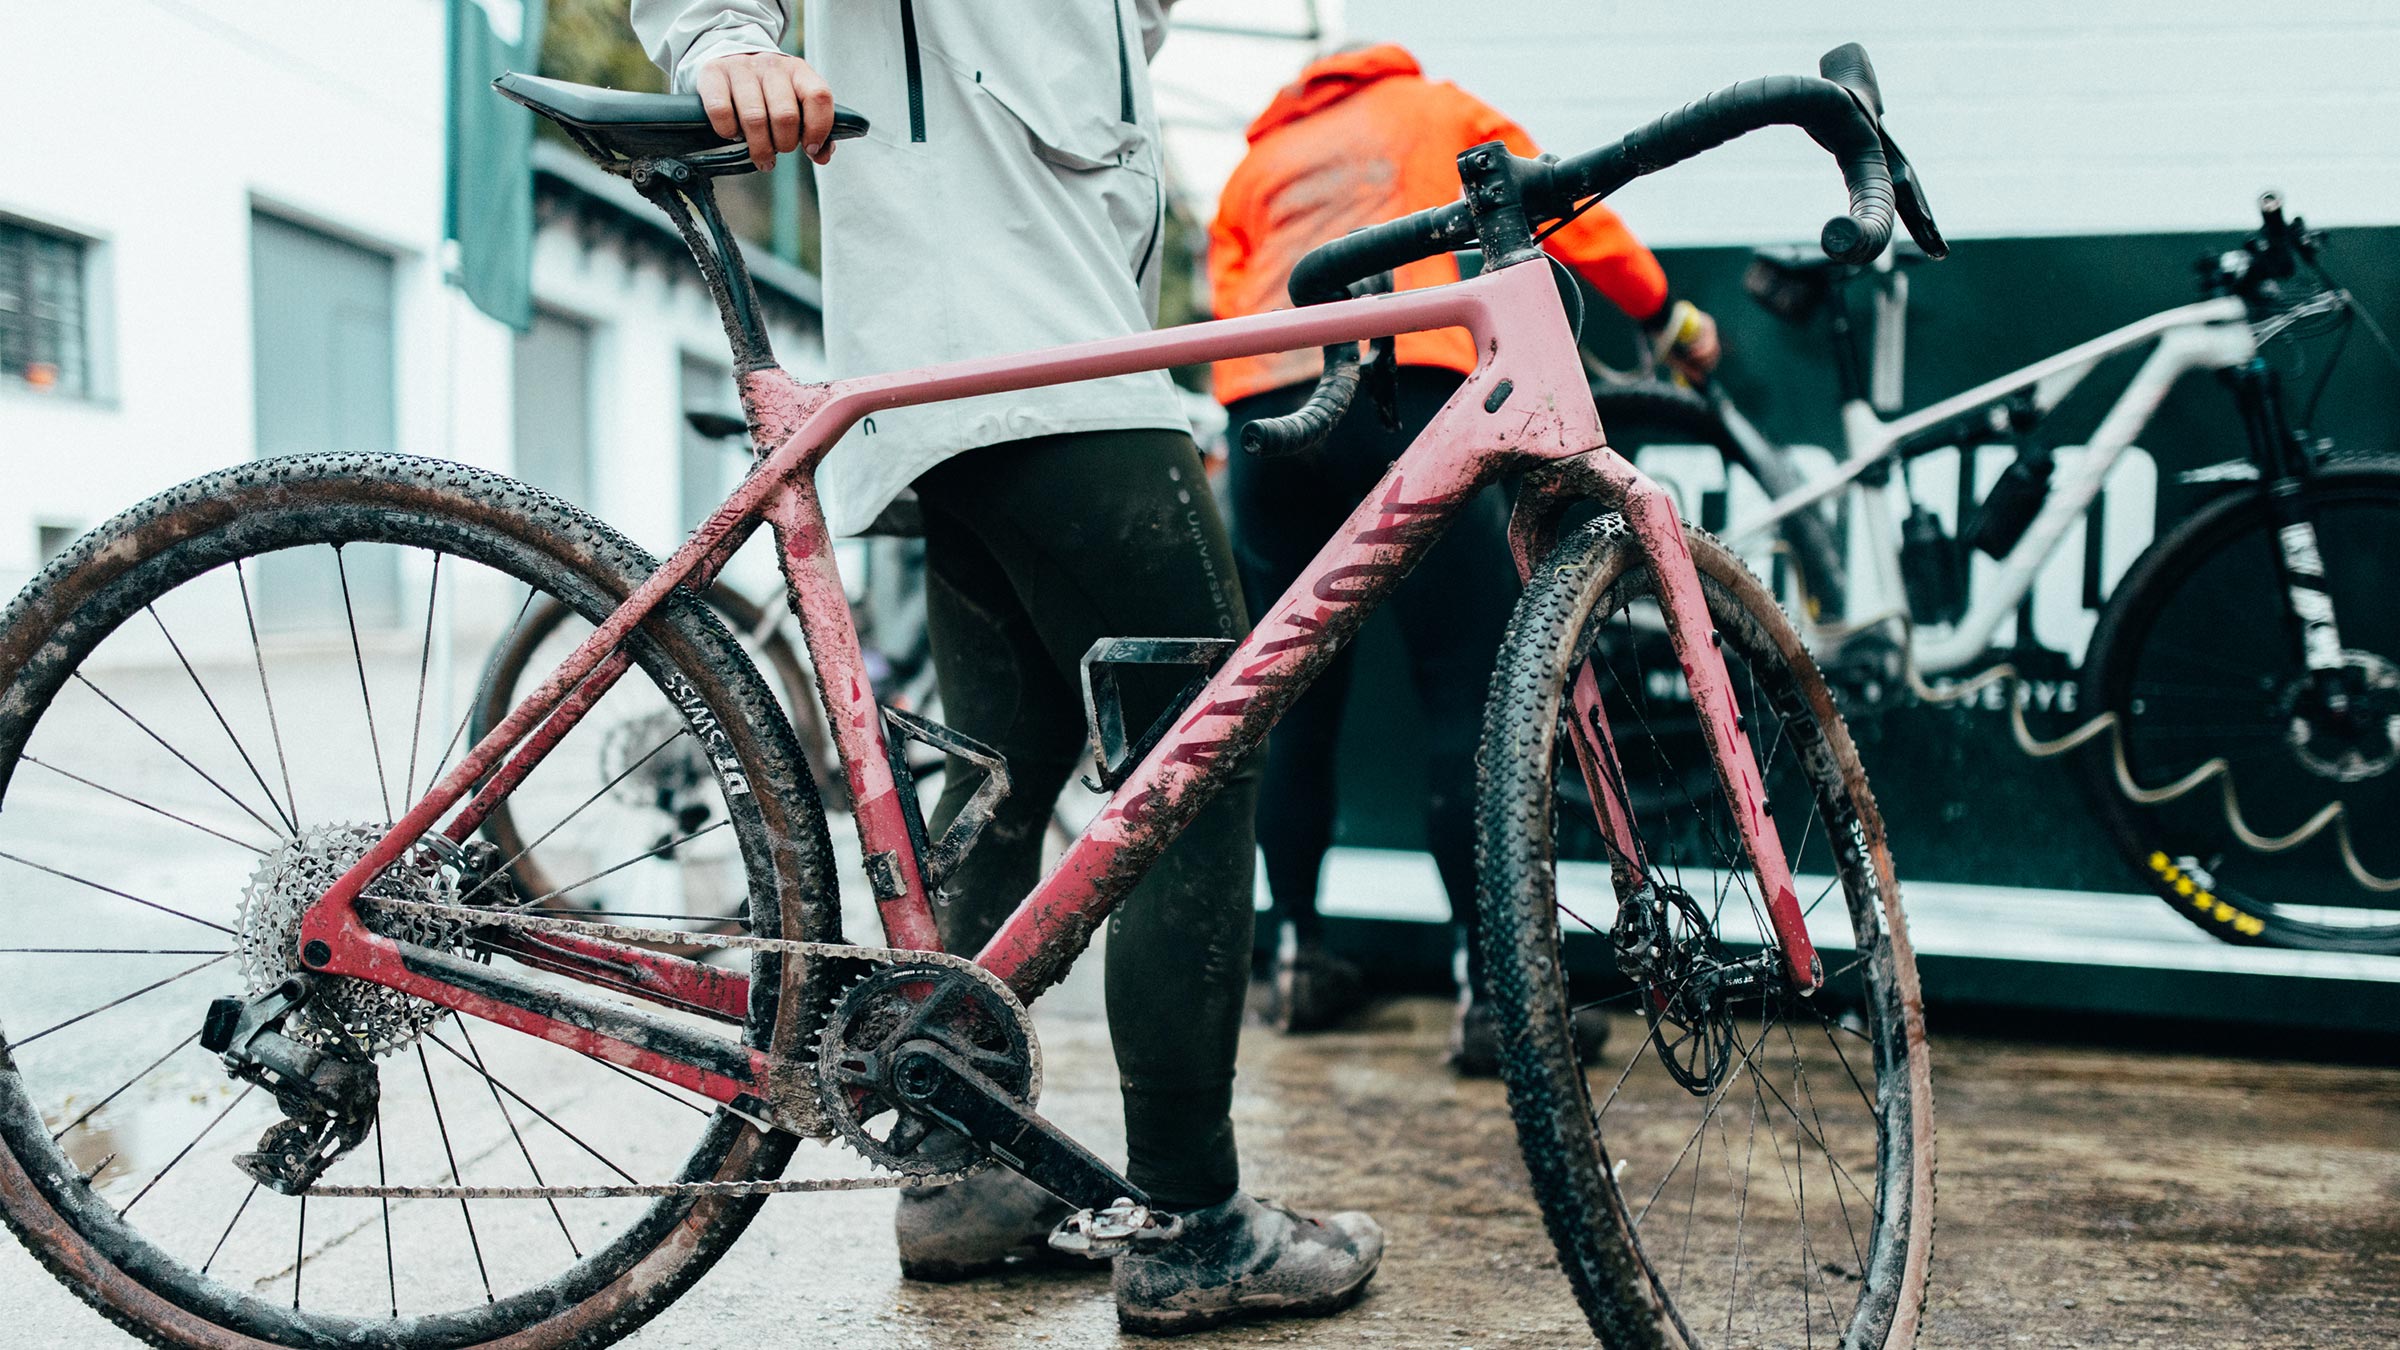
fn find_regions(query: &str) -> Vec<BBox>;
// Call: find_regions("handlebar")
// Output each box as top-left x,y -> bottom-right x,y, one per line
1243,41 -> 1948,459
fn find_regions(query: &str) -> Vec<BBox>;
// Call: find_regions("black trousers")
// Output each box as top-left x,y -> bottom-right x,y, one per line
912,428 -> 1257,1211
1223,368 -> 1519,994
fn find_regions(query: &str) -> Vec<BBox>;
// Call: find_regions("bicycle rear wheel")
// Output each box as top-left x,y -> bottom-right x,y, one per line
2079,460 -> 2400,951
1478,517 -> 1933,1348
0,455 -> 839,1348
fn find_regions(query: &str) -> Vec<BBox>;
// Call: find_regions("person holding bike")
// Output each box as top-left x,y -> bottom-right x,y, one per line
1209,42 -> 1721,1073
631,0 -> 1382,1334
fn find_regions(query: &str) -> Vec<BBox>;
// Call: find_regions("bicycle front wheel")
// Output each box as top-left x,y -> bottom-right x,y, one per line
2080,459 -> 2400,952
1478,517 -> 1934,1348
0,455 -> 839,1348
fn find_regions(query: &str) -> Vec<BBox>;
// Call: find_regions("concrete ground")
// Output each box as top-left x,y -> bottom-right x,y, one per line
8,986 -> 2395,1348
0,645 -> 2392,1346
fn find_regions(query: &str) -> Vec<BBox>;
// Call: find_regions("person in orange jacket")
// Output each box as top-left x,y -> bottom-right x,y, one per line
1210,42 -> 1720,1074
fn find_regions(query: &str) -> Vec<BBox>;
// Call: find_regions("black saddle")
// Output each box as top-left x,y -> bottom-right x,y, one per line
494,71 -> 869,170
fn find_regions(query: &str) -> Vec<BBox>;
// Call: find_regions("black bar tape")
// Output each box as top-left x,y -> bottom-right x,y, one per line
1818,43 -> 1883,117
1542,74 -> 1892,263
1245,208 -> 1476,459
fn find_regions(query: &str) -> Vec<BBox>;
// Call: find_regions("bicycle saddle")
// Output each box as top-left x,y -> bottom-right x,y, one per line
494,71 -> 869,167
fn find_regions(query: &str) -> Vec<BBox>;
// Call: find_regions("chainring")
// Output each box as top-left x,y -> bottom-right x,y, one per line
815,961 -> 1040,1176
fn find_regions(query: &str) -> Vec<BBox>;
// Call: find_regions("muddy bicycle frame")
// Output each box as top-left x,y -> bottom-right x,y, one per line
291,251 -> 1820,1122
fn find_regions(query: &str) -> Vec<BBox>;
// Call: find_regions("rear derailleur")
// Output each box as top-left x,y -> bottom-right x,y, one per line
199,977 -> 378,1194
1611,880 -> 1781,1097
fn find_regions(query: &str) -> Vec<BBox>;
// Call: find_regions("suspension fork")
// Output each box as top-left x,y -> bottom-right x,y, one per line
2229,360 -> 2353,689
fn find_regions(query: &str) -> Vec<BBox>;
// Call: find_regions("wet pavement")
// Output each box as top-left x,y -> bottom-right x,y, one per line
8,984 -> 2394,1348
0,639 -> 2392,1345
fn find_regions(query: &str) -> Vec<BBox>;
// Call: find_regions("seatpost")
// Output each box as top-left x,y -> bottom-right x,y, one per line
1456,141 -> 1542,270
629,157 -> 778,372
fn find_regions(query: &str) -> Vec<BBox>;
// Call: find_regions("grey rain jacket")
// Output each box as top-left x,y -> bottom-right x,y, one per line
631,0 -> 1187,535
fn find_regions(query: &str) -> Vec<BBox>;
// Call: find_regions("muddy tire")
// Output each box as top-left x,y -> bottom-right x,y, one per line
0,453 -> 839,1348
1476,517 -> 1934,1348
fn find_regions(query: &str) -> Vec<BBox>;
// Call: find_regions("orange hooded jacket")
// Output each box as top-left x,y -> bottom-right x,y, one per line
1209,44 -> 1669,407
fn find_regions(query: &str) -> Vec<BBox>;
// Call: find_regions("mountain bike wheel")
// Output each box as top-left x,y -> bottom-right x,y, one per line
1478,517 -> 1933,1349
472,582 -> 838,927
0,454 -> 839,1348
2079,459 -> 2400,952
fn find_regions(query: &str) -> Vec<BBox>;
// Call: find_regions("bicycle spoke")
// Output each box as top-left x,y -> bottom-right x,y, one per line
146,605 -> 298,836
292,1194 -> 307,1310
403,554 -> 443,806
5,947 -> 226,956
522,819 -> 732,909
453,1018 -> 580,1258
20,754 -> 273,855
1631,1013 -> 1781,1226
119,1084 -> 253,1217
6,953 -> 230,1051
374,1109 -> 397,1318
336,547 -> 395,822
68,675 -> 286,840
1723,1070 -> 1762,1347
201,1180 -> 260,1276
455,727 -> 694,908
586,1052 -> 715,1116
50,1030 -> 203,1144
427,586 -> 538,792
0,849 -> 236,935
235,560 -> 301,826
414,1043 -> 495,1304
1779,1018 -> 1870,1279
421,1029 -> 640,1184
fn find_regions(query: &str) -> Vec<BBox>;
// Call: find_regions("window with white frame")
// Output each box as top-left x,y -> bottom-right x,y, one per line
0,218 -> 90,396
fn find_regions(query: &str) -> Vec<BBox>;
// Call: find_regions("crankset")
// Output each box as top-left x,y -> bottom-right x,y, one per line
816,962 -> 1175,1248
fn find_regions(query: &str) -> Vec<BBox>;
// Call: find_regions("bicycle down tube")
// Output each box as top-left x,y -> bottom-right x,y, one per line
289,254 -> 1820,1119
1726,295 -> 2256,674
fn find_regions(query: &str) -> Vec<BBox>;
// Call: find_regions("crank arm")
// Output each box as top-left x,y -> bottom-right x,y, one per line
888,1039 -> 1149,1215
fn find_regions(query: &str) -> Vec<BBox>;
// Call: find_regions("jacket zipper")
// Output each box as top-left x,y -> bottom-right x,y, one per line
899,0 -> 927,142
1113,0 -> 1135,123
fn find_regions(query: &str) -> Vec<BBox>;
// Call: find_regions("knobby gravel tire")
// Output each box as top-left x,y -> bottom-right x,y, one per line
1475,518 -> 1935,1348
0,453 -> 840,1350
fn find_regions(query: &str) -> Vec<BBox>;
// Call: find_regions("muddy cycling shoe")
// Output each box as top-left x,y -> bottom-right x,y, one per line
896,1166 -> 1079,1282
1447,995 -> 1609,1078
1114,1191 -> 1384,1335
1272,933 -> 1368,1032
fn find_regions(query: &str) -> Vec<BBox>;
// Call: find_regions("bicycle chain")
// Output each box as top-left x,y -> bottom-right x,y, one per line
301,895 -> 1040,1200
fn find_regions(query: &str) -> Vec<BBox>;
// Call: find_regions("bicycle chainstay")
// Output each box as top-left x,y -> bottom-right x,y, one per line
300,896 -> 1037,1200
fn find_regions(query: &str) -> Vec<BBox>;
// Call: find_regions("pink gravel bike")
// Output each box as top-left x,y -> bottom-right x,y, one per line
0,45 -> 1939,1350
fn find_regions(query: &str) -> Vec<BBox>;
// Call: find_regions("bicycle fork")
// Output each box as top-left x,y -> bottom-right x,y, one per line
2231,360 -> 2355,690
1513,453 -> 1826,995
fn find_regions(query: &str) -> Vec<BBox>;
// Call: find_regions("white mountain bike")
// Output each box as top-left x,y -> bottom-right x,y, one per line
1592,194 -> 2400,952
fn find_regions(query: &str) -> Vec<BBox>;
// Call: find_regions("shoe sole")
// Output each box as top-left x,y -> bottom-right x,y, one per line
1115,1269 -> 1377,1337
901,1245 -> 1098,1283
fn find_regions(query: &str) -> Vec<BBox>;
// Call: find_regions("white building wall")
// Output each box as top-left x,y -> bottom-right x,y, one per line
0,0 -> 821,601
1342,0 -> 2400,245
